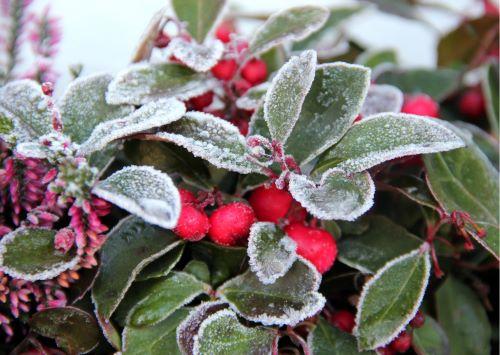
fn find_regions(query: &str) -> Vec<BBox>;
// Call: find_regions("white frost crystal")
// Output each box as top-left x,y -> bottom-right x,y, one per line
361,84 -> 403,117
166,37 -> 224,72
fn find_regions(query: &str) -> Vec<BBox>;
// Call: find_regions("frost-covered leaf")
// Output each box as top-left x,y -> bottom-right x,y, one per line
155,111 -> 262,174
353,248 -> 431,350
96,312 -> 122,350
30,307 -> 100,354
136,244 -> 185,281
308,316 -> 375,355
423,129 -> 499,258
193,309 -> 276,355
177,301 -> 228,354
412,316 -> 450,355
338,215 -> 422,274
248,222 -> 297,285
249,6 -> 329,56
360,84 -> 403,117
316,114 -> 465,174
166,38 -> 224,72
93,166 -> 181,229
356,49 -> 398,69
289,170 -> 374,221
78,98 -> 186,156
435,277 -> 490,355
15,142 -> 50,159
106,63 -> 210,105
0,79 -> 52,142
236,82 -> 270,111
0,227 -> 78,281
92,216 -> 182,319
248,105 -> 271,139
454,121 -> 499,168
123,308 -> 189,355
481,61 -> 499,135
264,50 -> 316,143
286,63 -> 371,165
127,271 -> 210,327
60,73 -> 134,143
171,0 -> 226,44
218,257 -> 325,326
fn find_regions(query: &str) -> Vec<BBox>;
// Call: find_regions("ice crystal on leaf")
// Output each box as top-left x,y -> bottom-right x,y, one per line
236,82 -> 270,111
360,84 -> 403,117
166,37 -> 224,72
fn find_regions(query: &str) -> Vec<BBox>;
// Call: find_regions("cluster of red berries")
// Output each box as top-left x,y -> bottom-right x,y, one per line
377,311 -> 426,354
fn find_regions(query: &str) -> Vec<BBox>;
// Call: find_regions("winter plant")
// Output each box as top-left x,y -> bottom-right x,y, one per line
0,0 -> 498,354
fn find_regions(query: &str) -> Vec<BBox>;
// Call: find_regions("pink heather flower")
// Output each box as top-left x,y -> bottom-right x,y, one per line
54,228 -> 75,253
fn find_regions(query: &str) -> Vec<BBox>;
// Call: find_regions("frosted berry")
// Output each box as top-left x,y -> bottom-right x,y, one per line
248,185 -> 293,223
241,59 -> 267,85
211,59 -> 238,81
459,87 -> 485,119
284,223 -> 337,274
390,331 -> 412,353
208,202 -> 255,246
179,189 -> 197,204
174,204 -> 210,241
215,22 -> 234,43
410,311 -> 425,328
234,79 -> 252,95
189,91 -> 214,111
230,117 -> 249,136
329,310 -> 355,333
401,94 -> 439,117
154,32 -> 170,48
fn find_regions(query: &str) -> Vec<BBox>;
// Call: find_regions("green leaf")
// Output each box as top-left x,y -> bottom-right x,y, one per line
60,73 -> 134,143
308,317 -> 375,355
96,312 -> 122,350
0,111 -> 14,136
236,82 -> 269,111
356,49 -> 398,69
360,84 -> 403,117
260,46 -> 287,74
264,50 -> 316,142
454,122 -> 498,168
87,142 -> 120,174
184,260 -> 211,284
128,272 -> 210,327
171,0 -> 226,43
93,166 -> 181,229
107,63 -> 209,105
30,307 -> 101,354
481,61 -> 499,135
412,316 -> 450,355
92,216 -> 182,319
249,6 -> 329,55
155,111 -> 262,174
354,248 -> 431,350
316,114 -> 464,174
78,98 -> 186,156
338,215 -> 423,274
136,244 -> 185,281
193,309 -> 276,354
288,170 -> 374,221
123,308 -> 189,355
167,38 -> 224,72
423,130 -> 499,258
248,222 -> 297,284
285,63 -> 371,165
0,227 -> 78,281
376,68 -> 460,101
218,258 -> 325,326
435,277 -> 491,355
249,104 -> 271,139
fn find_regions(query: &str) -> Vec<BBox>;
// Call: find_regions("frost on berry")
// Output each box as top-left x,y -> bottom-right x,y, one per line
78,98 -> 186,156
360,84 -> 403,117
264,50 -> 317,143
236,82 -> 270,111
92,166 -> 181,229
166,38 -> 224,72
288,170 -> 375,221
155,111 -> 262,174
248,222 -> 297,285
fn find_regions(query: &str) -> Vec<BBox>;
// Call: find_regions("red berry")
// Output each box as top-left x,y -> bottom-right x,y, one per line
484,0 -> 499,15
377,346 -> 396,355
286,201 -> 308,223
208,202 -> 255,246
284,223 -> 337,274
354,114 -> 363,123
189,91 -> 214,111
236,40 -> 249,53
241,59 -> 267,85
230,117 -> 249,136
329,310 -> 355,333
154,32 -> 170,48
390,331 -> 412,353
174,204 -> 210,241
459,87 -> 485,119
215,22 -> 234,43
410,311 -> 425,328
211,59 -> 238,81
248,185 -> 293,223
179,189 -> 197,204
234,79 -> 252,95
401,94 -> 439,118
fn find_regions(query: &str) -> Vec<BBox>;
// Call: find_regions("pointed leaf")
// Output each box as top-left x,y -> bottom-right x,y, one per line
285,63 -> 371,164
360,84 -> 403,117
354,248 -> 431,350
249,104 -> 271,139
92,216 -> 182,319
171,0 -> 226,43
481,61 -> 499,135
106,63 -> 210,105
136,244 -> 185,281
249,6 -> 329,55
93,166 -> 181,229
0,227 -> 78,281
412,316 -> 450,355
78,98 -> 186,156
289,170 -> 374,221
264,50 -> 316,142
166,38 -> 224,72
184,260 -> 211,284
193,309 -> 276,354
218,258 -> 325,326
316,114 -> 465,174
155,111 -> 262,174
60,73 -> 134,143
